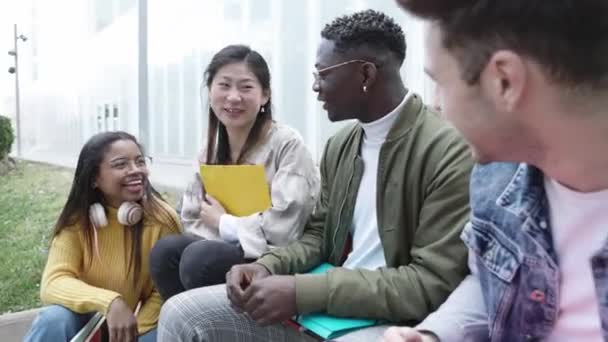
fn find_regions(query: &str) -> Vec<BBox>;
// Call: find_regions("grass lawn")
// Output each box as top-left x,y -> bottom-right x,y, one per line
0,160 -> 178,314
0,160 -> 72,314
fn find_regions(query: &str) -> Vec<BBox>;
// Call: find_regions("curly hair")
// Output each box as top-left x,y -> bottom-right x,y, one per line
321,9 -> 406,64
398,0 -> 608,89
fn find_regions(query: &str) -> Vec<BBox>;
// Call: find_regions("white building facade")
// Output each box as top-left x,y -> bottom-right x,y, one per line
6,0 -> 435,190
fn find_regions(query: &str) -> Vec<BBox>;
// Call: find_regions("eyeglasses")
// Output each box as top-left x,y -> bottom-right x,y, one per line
312,59 -> 377,83
109,156 -> 153,170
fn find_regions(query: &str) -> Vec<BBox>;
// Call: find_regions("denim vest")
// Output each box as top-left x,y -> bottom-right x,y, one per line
461,163 -> 608,341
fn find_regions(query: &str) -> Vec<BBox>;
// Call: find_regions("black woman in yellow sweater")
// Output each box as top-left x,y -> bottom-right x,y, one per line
24,131 -> 181,342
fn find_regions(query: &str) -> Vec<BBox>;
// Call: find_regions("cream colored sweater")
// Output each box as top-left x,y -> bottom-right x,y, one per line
180,122 -> 320,259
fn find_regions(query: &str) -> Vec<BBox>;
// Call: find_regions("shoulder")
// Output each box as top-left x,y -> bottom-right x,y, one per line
404,106 -> 472,176
156,198 -> 179,218
329,121 -> 360,146
144,196 -> 181,233
266,122 -> 305,146
322,121 -> 361,160
415,107 -> 467,152
264,122 -> 311,159
266,123 -> 318,173
51,223 -> 84,246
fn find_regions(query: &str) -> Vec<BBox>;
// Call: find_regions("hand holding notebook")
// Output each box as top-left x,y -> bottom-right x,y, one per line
199,164 -> 271,216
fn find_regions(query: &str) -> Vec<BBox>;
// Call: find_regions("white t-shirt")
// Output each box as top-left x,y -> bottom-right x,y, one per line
545,177 -> 608,341
343,92 -> 413,270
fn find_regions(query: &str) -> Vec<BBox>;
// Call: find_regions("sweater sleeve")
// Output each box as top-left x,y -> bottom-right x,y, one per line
40,228 -> 121,315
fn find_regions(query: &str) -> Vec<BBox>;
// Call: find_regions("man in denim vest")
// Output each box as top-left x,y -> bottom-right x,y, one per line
384,1 -> 608,341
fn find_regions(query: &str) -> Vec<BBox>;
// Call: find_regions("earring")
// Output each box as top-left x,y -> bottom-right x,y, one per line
363,85 -> 368,93
260,106 -> 265,113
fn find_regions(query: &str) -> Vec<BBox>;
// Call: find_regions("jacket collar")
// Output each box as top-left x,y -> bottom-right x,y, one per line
351,91 -> 424,144
496,163 -> 546,219
386,91 -> 422,141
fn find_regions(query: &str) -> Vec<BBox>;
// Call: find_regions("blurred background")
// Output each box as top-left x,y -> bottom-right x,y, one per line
0,1 -> 437,326
0,0 -> 435,190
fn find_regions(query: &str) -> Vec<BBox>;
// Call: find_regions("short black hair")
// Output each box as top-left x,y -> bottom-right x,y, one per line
321,9 -> 406,64
399,0 -> 608,89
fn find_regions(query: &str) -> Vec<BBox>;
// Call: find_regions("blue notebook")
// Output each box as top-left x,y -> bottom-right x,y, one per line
295,263 -> 377,339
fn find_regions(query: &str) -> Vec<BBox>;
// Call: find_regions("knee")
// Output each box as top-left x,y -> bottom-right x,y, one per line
150,235 -> 186,273
25,305 -> 81,341
158,287 -> 227,341
158,295 -> 190,340
180,240 -> 243,289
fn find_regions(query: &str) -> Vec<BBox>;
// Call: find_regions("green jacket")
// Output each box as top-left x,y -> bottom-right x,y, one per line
257,93 -> 473,323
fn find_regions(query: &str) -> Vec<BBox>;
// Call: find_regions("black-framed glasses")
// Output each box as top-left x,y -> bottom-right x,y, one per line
312,59 -> 378,83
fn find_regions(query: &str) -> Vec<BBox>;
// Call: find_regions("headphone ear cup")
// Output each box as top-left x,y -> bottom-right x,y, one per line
89,203 -> 108,228
117,202 -> 143,226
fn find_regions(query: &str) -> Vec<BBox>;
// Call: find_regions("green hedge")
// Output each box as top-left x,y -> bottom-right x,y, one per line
0,115 -> 14,159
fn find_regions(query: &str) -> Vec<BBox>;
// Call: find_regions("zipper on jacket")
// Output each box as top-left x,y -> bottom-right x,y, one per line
328,157 -> 356,262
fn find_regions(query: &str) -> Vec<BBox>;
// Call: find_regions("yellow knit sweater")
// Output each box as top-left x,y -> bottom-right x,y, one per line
40,201 -> 181,334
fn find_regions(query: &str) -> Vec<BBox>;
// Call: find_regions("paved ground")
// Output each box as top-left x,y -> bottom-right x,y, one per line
0,308 -> 40,341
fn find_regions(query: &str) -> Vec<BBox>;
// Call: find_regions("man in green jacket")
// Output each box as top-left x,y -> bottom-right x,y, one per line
158,9 -> 472,342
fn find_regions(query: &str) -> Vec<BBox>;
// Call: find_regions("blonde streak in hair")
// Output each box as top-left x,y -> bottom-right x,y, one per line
143,193 -> 180,232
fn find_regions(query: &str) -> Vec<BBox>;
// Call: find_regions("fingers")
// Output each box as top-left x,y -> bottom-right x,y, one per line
248,304 -> 272,326
245,293 -> 285,326
252,266 -> 270,281
226,269 -> 247,311
108,327 -> 123,342
108,327 -> 116,342
200,200 -> 211,212
205,194 -> 219,205
128,323 -> 138,342
205,194 -> 226,213
200,201 -> 212,220
110,325 -> 137,342
241,282 -> 259,313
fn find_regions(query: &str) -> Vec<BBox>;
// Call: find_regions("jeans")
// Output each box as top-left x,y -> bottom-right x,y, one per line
23,304 -> 157,342
149,234 -> 246,300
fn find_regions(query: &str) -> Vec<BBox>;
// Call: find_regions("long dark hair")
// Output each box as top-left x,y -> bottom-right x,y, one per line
204,45 -> 273,164
53,131 -> 179,285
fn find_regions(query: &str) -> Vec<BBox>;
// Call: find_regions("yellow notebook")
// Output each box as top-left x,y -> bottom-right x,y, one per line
200,164 -> 271,217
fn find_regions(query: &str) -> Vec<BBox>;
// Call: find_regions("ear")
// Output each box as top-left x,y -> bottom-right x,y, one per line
480,50 -> 526,113
361,62 -> 378,91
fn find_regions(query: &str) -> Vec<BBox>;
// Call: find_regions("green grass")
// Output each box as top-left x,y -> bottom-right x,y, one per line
0,160 -> 179,314
0,161 -> 73,314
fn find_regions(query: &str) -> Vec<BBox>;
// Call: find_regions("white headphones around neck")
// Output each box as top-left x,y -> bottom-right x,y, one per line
89,202 -> 143,229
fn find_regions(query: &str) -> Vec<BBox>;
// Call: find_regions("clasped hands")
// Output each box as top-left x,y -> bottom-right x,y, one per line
225,263 -> 298,326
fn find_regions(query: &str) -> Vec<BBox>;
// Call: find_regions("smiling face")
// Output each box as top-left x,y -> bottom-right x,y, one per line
94,139 -> 149,207
208,62 -> 270,132
312,39 -> 368,122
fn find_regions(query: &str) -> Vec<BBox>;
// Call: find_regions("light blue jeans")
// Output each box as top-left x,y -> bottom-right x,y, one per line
23,305 -> 157,342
